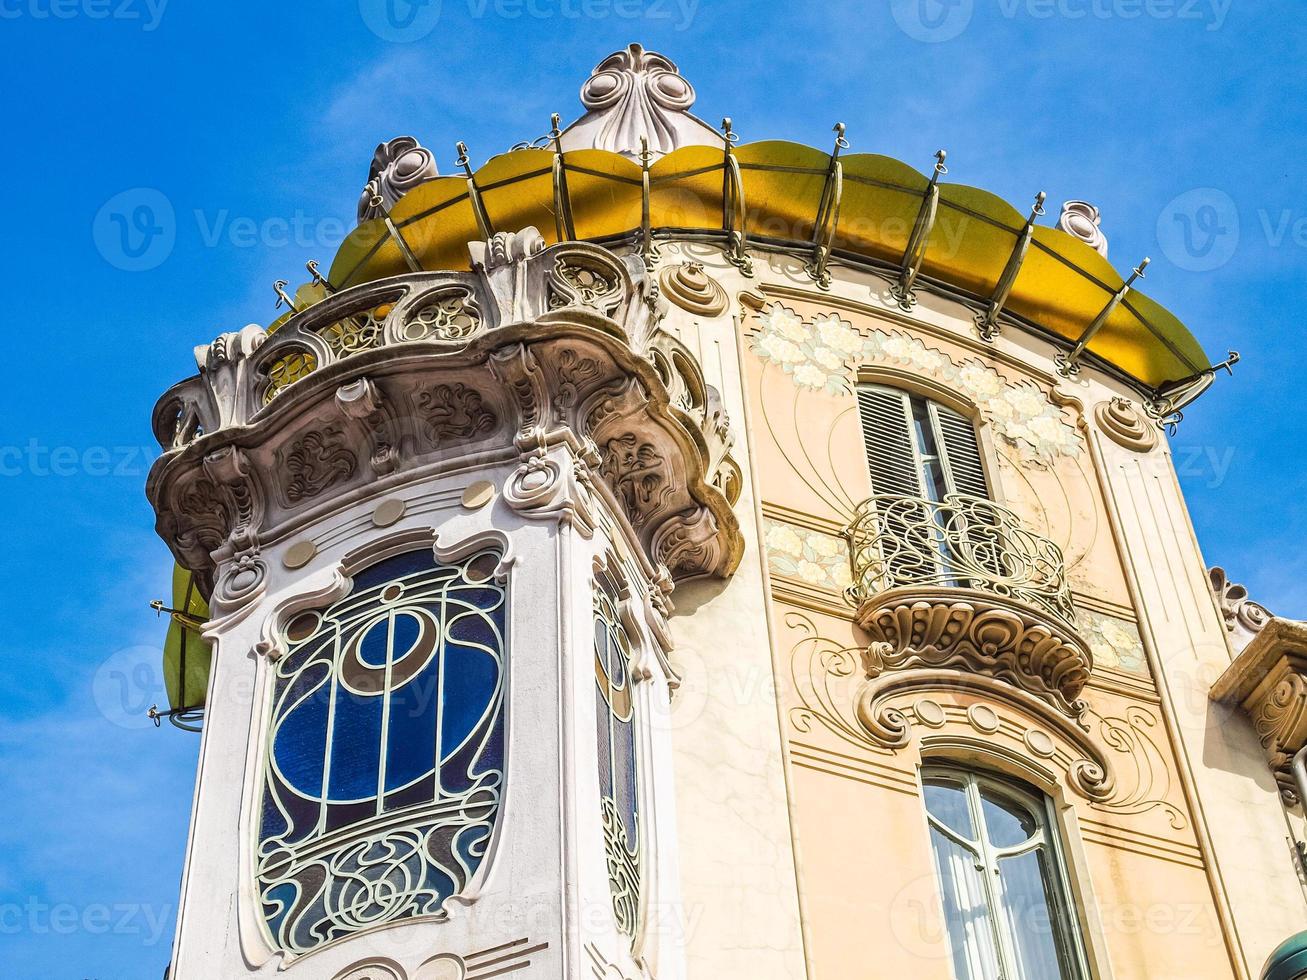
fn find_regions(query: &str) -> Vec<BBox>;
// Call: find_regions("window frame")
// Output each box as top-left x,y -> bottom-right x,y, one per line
920,764 -> 1091,980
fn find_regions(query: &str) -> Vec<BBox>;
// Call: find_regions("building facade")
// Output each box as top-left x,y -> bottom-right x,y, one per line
146,44 -> 1307,980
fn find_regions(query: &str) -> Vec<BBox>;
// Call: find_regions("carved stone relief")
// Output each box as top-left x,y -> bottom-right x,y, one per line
750,302 -> 1082,463
278,426 -> 357,504
784,609 -> 1186,828
417,383 -> 499,445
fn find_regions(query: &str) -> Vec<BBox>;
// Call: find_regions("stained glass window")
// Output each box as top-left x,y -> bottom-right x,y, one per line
256,547 -> 506,955
922,767 -> 1088,980
594,583 -> 641,940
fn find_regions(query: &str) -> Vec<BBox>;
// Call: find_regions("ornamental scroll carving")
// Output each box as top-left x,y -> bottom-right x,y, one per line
785,610 -> 1186,827
278,426 -> 356,504
147,231 -> 744,585
855,588 -> 1093,718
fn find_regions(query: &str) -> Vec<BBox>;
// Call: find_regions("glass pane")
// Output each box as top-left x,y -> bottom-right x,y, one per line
911,396 -> 950,503
998,848 -> 1074,980
929,826 -> 1001,980
981,788 -> 1038,849
924,777 -> 974,839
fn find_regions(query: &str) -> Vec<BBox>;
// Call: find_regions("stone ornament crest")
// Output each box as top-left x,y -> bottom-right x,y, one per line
1209,566 -> 1273,652
1058,200 -> 1109,257
356,136 -> 439,223
560,43 -> 723,160
1093,397 -> 1158,452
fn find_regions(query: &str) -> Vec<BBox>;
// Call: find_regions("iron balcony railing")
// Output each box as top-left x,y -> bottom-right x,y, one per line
844,493 -> 1075,623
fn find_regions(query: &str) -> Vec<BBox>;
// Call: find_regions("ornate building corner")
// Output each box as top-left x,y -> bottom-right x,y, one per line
1209,566 -> 1274,654
1058,200 -> 1109,257
1211,617 -> 1307,804
147,229 -> 744,589
558,43 -> 723,159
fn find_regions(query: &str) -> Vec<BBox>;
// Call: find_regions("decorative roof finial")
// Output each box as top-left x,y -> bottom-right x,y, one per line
559,43 -> 722,160
1058,200 -> 1109,257
357,136 -> 439,223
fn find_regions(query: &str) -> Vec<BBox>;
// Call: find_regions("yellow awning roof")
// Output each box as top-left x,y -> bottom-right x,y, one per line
314,141 -> 1210,392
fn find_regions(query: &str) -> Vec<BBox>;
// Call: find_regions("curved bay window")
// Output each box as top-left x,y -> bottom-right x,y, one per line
594,582 -> 641,941
922,767 -> 1088,980
256,547 -> 506,956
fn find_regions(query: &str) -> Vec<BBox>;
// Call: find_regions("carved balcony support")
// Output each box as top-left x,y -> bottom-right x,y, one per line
1211,617 -> 1307,805
148,229 -> 744,602
845,493 -> 1091,717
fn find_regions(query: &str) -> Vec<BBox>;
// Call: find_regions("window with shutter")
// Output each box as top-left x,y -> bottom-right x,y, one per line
856,384 -> 989,502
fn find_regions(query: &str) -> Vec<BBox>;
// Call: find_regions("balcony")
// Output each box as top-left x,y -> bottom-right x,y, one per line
845,494 -> 1092,717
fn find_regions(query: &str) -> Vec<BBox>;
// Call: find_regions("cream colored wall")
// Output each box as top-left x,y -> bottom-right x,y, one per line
656,245 -> 809,980
716,251 -> 1306,980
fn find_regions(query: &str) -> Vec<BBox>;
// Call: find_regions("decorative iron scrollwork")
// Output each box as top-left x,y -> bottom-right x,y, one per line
256,548 -> 506,956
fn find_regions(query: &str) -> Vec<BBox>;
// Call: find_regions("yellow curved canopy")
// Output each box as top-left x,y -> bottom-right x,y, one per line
314,140 -> 1212,392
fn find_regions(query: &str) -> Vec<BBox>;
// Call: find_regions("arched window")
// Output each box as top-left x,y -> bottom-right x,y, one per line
921,766 -> 1088,980
256,547 -> 507,955
594,581 -> 641,940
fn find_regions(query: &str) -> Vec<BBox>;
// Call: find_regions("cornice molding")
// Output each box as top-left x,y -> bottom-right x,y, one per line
1211,616 -> 1307,803
148,231 -> 743,600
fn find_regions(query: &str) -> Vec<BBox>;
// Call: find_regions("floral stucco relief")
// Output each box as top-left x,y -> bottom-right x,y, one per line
763,518 -> 853,593
751,303 -> 1081,463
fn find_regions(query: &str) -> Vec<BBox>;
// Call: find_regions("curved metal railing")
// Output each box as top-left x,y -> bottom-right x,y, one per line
844,493 -> 1075,623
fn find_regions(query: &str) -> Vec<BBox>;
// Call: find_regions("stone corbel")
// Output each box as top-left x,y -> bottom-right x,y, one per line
202,446 -> 268,611
336,377 -> 402,475
855,587 -> 1094,719
195,324 -> 267,430
502,440 -> 596,537
1211,617 -> 1307,804
488,343 -> 552,446
470,227 -> 547,325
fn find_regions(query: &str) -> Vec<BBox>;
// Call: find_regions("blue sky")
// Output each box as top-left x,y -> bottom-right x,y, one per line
0,1 -> 1302,976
